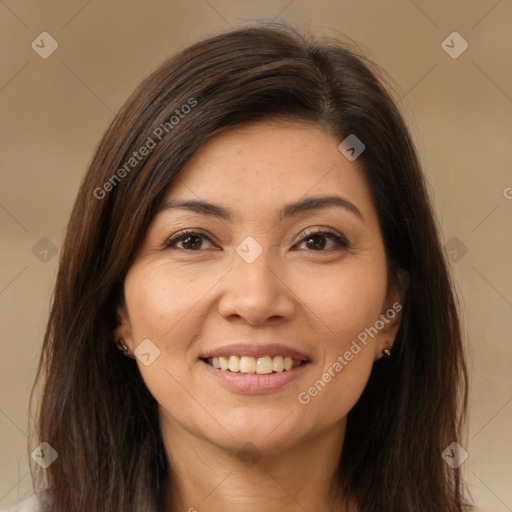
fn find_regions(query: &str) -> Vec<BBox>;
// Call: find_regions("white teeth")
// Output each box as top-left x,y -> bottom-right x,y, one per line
256,356 -> 273,374
206,354 -> 305,374
228,355 -> 240,372
239,356 -> 256,373
272,355 -> 284,372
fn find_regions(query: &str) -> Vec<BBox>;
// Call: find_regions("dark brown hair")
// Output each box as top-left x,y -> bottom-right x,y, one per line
30,22 -> 471,512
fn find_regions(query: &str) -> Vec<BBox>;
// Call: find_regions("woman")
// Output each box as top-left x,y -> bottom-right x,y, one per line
10,23 -> 471,512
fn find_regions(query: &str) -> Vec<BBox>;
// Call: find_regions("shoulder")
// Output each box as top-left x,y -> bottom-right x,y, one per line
1,494 -> 41,512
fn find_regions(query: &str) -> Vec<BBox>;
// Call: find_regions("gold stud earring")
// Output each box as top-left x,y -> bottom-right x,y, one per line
382,348 -> 391,358
116,338 -> 131,357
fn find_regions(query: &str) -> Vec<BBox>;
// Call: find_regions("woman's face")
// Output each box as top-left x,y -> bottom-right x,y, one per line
116,119 -> 404,454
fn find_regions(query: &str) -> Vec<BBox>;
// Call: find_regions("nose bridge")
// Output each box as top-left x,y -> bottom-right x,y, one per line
235,240 -> 275,287
233,236 -> 280,297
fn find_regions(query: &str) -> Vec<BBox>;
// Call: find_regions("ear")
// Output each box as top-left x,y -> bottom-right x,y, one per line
376,268 -> 409,358
113,303 -> 134,353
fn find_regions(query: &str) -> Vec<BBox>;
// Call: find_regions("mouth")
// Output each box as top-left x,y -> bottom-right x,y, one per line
198,343 -> 311,393
201,355 -> 308,374
200,356 -> 310,394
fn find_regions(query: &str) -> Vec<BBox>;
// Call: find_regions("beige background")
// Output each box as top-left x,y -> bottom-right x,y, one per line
1,1 -> 511,510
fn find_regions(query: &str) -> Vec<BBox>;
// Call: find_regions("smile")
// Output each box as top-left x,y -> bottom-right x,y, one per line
203,355 -> 304,374
200,357 -> 310,394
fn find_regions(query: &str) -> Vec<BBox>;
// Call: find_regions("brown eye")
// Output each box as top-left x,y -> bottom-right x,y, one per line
164,231 -> 214,251
296,229 -> 348,251
304,234 -> 328,250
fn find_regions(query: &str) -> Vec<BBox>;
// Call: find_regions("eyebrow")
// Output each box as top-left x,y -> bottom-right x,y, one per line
157,195 -> 364,222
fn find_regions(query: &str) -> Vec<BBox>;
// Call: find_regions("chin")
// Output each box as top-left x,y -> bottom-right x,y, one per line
206,412 -> 309,455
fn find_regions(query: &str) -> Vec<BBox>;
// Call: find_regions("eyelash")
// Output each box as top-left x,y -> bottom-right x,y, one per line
163,228 -> 349,252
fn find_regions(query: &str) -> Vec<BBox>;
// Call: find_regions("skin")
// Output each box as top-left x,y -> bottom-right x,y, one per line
115,118 -> 407,512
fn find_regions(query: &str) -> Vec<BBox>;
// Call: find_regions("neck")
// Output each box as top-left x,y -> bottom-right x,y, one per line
159,411 -> 352,512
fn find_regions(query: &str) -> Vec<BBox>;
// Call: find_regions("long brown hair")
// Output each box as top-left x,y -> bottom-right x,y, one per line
29,22 -> 471,511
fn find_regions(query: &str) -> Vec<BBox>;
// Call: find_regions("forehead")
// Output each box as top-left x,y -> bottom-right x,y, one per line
161,119 -> 377,223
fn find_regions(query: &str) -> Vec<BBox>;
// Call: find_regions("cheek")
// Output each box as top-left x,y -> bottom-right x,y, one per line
291,259 -> 386,413
123,261 -> 212,343
122,263 -> 208,411
292,257 -> 387,350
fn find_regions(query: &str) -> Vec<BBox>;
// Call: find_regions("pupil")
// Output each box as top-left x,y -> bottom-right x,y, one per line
306,235 -> 325,250
184,235 -> 201,250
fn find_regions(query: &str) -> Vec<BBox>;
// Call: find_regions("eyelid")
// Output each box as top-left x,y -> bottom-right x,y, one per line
296,225 -> 340,238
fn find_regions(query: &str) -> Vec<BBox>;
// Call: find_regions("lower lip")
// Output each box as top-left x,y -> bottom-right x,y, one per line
200,359 -> 310,394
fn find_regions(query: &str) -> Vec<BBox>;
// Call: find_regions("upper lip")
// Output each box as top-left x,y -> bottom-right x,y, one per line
200,343 -> 310,361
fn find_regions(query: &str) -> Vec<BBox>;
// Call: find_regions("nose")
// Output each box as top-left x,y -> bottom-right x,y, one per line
217,247 -> 295,326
